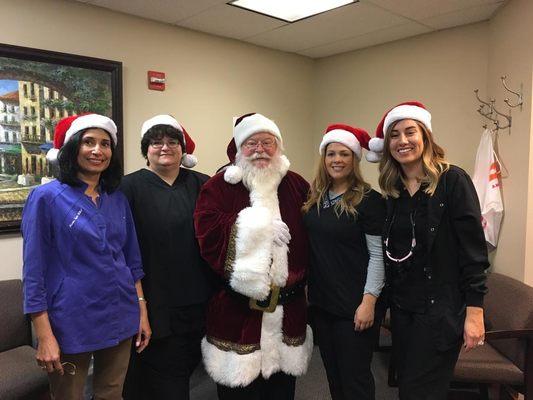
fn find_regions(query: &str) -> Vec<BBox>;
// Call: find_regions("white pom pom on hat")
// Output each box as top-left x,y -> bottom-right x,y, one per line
141,114 -> 198,168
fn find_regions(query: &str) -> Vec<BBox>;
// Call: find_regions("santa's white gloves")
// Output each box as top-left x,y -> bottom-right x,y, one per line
272,218 -> 291,247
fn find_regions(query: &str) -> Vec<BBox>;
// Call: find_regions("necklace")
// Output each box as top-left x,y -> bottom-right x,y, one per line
324,190 -> 344,209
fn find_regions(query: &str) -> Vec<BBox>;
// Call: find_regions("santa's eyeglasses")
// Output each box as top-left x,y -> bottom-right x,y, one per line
242,139 -> 276,150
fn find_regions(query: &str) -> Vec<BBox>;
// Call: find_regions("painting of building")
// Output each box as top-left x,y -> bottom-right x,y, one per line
0,49 -> 117,230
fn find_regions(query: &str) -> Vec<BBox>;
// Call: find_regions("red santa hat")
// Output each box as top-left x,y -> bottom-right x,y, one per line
46,113 -> 117,162
233,113 -> 282,149
319,124 -> 371,160
222,113 -> 283,184
141,114 -> 197,168
366,101 -> 432,163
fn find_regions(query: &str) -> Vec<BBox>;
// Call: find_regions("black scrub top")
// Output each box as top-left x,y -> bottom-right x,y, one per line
120,168 -> 212,338
304,189 -> 385,319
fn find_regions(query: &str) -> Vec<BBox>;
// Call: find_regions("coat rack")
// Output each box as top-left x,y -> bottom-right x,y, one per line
474,75 -> 523,133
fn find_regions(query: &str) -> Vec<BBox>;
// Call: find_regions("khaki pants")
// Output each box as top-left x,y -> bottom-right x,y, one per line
49,338 -> 132,400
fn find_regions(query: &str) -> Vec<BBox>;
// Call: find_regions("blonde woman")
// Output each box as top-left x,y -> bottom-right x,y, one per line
367,101 -> 489,399
303,124 -> 385,400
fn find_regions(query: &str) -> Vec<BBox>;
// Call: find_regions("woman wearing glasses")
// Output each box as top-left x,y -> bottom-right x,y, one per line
22,114 -> 149,399
302,124 -> 385,400
121,115 -> 212,400
366,101 -> 489,399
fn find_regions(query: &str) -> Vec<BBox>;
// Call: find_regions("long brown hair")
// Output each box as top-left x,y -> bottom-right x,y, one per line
378,121 -> 449,198
302,145 -> 370,216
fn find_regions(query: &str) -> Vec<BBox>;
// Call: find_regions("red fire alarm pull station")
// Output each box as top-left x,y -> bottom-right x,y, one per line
148,71 -> 165,91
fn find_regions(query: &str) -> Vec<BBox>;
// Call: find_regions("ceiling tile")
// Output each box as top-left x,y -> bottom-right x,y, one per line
422,2 -> 503,29
177,3 -> 287,40
363,0 -> 503,21
298,21 -> 431,58
244,1 -> 410,53
86,0 -> 227,24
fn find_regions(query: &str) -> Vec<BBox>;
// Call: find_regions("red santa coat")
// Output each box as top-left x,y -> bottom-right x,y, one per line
193,159 -> 313,387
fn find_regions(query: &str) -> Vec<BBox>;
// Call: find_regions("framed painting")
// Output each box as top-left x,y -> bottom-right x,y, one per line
0,43 -> 123,234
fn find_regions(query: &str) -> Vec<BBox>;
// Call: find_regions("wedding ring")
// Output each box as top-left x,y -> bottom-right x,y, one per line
477,340 -> 485,346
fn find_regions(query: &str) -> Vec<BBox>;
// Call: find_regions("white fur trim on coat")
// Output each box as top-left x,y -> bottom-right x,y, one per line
201,307 -> 313,387
201,337 -> 262,387
229,206 -> 274,301
260,307 -> 314,379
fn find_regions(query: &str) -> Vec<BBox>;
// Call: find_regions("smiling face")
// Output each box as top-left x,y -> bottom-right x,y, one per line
324,142 -> 354,185
76,128 -> 112,180
240,132 -> 278,169
146,135 -> 183,172
388,119 -> 425,169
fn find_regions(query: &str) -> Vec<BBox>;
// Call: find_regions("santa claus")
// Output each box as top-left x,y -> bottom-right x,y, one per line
194,113 -> 313,399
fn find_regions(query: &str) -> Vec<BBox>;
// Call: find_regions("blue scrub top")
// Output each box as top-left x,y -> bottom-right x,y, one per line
22,179 -> 144,354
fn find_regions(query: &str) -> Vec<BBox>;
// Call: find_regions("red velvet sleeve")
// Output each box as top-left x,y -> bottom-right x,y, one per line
194,174 -> 241,278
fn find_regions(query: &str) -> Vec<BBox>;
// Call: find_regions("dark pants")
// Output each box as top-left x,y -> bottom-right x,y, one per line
391,306 -> 462,400
312,306 -> 379,400
216,371 -> 296,400
123,308 -> 204,400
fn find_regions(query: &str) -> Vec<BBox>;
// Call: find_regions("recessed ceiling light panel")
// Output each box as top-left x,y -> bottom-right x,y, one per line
228,0 -> 356,23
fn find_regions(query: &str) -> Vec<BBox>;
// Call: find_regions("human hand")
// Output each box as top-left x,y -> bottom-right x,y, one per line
354,294 -> 376,331
272,218 -> 291,247
136,302 -> 152,353
463,306 -> 485,352
36,334 -> 63,375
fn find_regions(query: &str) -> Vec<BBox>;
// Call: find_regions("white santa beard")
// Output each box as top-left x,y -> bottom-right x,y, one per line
236,151 -> 285,194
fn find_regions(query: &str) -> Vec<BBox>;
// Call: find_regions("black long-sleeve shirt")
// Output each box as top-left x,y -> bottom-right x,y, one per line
120,168 -> 212,339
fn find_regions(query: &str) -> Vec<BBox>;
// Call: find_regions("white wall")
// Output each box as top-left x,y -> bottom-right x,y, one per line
312,23 -> 489,188
0,0 -> 315,280
2,0 -> 532,284
485,0 -> 533,285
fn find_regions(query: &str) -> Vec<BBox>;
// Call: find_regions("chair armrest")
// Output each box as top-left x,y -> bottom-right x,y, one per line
485,329 -> 533,340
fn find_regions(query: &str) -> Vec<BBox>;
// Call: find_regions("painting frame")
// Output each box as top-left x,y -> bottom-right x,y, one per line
0,43 -> 123,234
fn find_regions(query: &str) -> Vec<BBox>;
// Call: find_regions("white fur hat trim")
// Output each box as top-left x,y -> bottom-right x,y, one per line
234,114 -> 281,149
319,129 -> 362,159
141,114 -> 182,137
65,114 -> 117,146
383,104 -> 432,136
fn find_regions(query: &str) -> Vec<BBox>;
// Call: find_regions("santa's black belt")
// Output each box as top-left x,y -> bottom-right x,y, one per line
224,281 -> 306,313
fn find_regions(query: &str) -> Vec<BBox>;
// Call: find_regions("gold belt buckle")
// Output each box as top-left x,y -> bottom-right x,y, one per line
249,285 -> 280,313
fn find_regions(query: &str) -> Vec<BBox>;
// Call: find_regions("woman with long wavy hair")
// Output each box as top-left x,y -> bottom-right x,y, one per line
303,124 -> 385,400
367,101 -> 489,399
